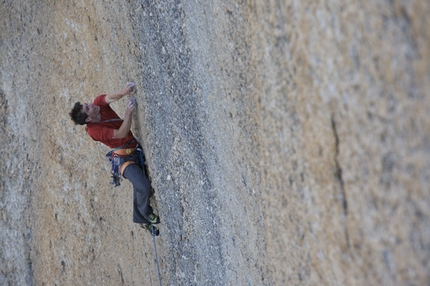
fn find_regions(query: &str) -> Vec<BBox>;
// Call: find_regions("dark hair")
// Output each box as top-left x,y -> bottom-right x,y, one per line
70,102 -> 88,125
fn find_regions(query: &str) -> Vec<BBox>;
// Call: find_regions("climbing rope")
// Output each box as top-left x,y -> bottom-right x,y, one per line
151,225 -> 162,286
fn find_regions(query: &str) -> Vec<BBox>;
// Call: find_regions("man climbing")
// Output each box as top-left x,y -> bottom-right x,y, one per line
69,82 -> 160,236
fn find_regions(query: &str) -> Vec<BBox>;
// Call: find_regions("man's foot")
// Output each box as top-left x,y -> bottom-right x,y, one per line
146,213 -> 160,224
140,223 -> 160,236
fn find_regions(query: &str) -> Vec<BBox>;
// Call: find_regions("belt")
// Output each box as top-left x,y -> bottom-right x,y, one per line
114,148 -> 136,156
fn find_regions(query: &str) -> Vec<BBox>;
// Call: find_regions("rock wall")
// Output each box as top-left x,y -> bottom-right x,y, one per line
252,1 -> 430,284
1,0 -> 429,285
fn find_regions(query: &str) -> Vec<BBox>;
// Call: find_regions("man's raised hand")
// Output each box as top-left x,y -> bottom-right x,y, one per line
126,99 -> 136,115
126,82 -> 137,94
105,82 -> 137,104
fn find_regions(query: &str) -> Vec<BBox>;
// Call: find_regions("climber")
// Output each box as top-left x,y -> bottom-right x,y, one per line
69,82 -> 160,236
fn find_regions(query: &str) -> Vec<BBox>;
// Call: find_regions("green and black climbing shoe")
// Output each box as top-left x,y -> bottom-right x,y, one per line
146,213 -> 160,224
140,223 -> 160,236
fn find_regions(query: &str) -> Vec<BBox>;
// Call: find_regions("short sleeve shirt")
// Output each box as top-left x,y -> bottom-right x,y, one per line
86,95 -> 137,149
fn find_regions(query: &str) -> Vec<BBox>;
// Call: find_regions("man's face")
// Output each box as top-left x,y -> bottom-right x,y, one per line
82,103 -> 100,122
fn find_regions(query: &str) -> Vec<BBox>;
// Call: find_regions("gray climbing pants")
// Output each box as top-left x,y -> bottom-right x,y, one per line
122,163 -> 153,224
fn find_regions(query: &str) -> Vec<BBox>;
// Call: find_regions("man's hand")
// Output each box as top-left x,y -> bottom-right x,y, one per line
125,82 -> 137,95
125,98 -> 136,115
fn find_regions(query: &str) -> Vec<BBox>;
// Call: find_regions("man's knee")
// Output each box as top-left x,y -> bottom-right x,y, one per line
123,163 -> 141,179
124,164 -> 151,192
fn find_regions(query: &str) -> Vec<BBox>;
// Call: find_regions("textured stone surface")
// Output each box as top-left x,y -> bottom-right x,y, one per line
252,1 -> 430,284
1,0 -> 429,285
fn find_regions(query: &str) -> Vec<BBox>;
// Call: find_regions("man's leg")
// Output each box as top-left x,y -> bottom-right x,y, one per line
123,163 -> 154,223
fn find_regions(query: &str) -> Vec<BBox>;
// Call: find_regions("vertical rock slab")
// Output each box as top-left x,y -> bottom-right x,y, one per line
251,0 -> 430,284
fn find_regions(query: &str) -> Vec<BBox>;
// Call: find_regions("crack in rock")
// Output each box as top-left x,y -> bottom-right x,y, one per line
331,114 -> 350,249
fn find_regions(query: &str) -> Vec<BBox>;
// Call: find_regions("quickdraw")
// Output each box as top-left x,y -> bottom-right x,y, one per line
106,150 -> 122,187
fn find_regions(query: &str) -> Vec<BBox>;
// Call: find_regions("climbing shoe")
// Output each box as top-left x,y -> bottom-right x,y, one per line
140,223 -> 160,236
146,213 -> 160,225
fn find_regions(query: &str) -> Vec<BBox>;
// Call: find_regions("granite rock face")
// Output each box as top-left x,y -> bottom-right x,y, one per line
1,0 -> 429,285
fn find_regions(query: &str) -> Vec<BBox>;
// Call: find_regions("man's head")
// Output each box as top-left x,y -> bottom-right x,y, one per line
69,102 -> 100,125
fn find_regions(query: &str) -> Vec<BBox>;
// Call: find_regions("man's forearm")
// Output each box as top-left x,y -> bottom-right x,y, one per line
106,83 -> 136,104
114,113 -> 133,139
106,89 -> 128,104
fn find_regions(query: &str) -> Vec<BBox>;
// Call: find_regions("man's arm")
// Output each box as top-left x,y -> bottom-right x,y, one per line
113,99 -> 136,138
106,82 -> 136,104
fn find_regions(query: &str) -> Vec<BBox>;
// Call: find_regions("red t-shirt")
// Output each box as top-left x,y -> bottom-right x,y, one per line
86,95 -> 138,149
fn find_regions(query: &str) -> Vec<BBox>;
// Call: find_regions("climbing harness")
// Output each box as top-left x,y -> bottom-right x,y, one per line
151,225 -> 162,286
105,138 -> 137,186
